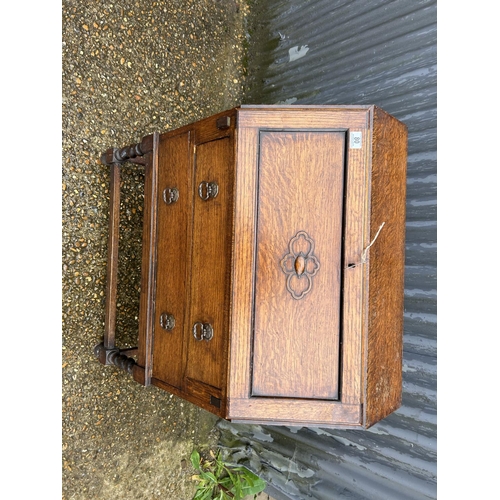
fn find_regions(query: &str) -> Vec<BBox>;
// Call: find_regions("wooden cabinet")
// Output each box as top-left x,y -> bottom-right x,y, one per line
97,105 -> 408,429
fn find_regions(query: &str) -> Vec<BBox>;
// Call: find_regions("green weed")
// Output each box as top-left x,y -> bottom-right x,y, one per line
190,449 -> 266,500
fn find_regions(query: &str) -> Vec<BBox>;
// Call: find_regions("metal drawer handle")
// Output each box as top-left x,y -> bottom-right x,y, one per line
193,322 -> 214,341
159,313 -> 175,331
163,187 -> 179,205
198,181 -> 218,201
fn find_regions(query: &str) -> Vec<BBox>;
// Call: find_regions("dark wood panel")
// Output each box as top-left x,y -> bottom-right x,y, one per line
252,131 -> 345,400
152,131 -> 193,389
184,136 -> 234,391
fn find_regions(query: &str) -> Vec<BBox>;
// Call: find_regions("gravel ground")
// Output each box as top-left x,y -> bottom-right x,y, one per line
62,1 -> 250,498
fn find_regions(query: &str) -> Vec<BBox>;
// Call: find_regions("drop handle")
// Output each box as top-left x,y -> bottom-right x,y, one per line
163,187 -> 179,205
159,313 -> 175,331
193,322 -> 214,341
198,181 -> 218,201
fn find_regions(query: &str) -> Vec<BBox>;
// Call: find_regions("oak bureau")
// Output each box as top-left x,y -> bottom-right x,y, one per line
95,105 -> 408,428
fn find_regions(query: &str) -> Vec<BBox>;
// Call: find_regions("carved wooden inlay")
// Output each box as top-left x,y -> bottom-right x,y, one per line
280,231 -> 320,300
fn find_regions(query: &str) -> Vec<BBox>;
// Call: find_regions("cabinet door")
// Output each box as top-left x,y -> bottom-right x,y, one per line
184,136 -> 234,399
228,109 -> 371,425
252,131 -> 345,400
151,131 -> 193,389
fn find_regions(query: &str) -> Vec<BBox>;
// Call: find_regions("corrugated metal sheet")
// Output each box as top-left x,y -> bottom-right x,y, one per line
217,0 -> 437,498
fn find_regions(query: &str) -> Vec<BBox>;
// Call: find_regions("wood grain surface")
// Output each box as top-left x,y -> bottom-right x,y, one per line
184,136 -> 234,392
364,106 -> 407,427
123,106 -> 408,427
252,131 -> 345,400
151,131 -> 193,389
228,106 -> 373,426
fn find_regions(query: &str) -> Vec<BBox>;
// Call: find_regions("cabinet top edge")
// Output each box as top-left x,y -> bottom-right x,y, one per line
238,104 -> 374,110
237,105 -> 405,127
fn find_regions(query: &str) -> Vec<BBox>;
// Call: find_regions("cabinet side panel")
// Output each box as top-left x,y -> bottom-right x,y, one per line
151,131 -> 192,389
365,108 -> 408,426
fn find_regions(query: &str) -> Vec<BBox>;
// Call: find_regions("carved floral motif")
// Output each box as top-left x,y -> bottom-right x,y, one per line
280,231 -> 320,300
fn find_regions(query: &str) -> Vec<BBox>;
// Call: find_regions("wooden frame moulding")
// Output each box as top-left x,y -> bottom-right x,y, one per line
227,106 -> 372,427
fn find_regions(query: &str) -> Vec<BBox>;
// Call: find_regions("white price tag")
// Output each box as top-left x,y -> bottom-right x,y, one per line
350,131 -> 362,149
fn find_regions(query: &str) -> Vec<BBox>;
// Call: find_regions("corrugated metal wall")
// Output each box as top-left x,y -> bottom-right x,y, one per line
217,1 -> 437,499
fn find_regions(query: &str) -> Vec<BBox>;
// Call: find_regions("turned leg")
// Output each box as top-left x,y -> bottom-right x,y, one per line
94,137 -> 153,373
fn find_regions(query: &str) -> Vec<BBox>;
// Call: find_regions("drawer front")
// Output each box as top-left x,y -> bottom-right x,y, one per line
152,131 -> 193,388
185,136 -> 234,391
252,130 -> 346,400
